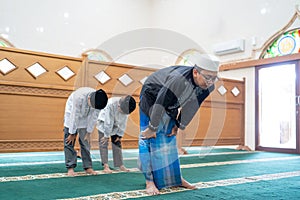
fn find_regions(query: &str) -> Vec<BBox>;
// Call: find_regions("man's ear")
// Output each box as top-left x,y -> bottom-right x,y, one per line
87,95 -> 91,106
192,68 -> 199,76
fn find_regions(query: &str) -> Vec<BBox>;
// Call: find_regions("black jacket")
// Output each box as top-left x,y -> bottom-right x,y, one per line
139,65 -> 214,130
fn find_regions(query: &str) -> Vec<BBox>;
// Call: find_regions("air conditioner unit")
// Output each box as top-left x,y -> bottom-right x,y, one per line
213,39 -> 245,56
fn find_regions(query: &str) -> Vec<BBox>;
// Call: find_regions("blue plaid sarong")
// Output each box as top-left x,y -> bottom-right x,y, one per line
138,109 -> 182,189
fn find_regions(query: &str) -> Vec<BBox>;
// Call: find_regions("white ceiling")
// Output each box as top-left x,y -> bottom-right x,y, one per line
1,0 -> 300,66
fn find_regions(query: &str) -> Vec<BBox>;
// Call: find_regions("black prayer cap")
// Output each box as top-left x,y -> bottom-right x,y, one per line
90,89 -> 108,110
119,95 -> 136,114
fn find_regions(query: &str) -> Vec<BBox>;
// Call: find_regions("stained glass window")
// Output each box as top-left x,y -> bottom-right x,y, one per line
262,29 -> 300,58
82,49 -> 112,62
0,37 -> 14,47
0,41 -> 9,47
175,49 -> 205,65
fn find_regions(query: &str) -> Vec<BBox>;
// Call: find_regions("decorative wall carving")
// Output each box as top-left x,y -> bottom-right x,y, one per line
0,140 -> 63,152
0,84 -> 71,97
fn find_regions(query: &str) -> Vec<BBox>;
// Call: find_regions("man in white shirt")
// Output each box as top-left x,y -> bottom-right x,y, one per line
64,87 -> 108,176
96,95 -> 136,173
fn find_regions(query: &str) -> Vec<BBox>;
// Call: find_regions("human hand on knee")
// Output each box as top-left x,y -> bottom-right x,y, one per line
141,128 -> 156,139
167,126 -> 178,137
66,134 -> 77,145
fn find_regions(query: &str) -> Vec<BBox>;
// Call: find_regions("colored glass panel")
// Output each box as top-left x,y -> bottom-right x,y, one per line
262,29 -> 300,58
0,40 -> 9,47
85,50 -> 112,62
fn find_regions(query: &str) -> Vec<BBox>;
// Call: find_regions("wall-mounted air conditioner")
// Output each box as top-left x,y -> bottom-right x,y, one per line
213,39 -> 245,56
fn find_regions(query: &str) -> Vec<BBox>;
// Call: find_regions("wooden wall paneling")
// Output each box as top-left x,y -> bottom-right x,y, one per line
0,47 -> 82,152
85,60 -> 155,95
182,78 -> 245,147
0,47 -> 82,88
0,47 -> 245,152
84,60 -> 155,149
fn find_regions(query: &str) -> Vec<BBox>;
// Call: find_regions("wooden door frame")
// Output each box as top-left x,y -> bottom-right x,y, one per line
255,60 -> 300,154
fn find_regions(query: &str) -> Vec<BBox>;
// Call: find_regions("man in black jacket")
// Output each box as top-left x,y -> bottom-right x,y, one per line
138,52 -> 219,195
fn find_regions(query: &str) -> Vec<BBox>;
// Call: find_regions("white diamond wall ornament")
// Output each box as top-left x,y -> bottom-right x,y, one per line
0,58 -> 17,75
118,74 -> 133,86
95,71 -> 111,84
26,63 -> 47,78
231,87 -> 240,96
56,66 -> 75,81
217,85 -> 227,96
139,76 -> 148,85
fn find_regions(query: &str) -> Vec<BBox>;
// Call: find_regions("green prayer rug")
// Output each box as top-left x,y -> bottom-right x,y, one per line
0,147 -> 299,200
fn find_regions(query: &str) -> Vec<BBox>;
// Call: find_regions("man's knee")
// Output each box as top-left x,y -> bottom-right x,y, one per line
99,137 -> 109,147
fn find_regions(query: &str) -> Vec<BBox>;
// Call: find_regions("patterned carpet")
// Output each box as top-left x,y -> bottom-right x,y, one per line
1,147 -> 300,200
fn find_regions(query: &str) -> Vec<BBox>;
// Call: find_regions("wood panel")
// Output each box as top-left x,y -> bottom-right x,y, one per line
0,47 -> 81,88
0,47 -> 79,152
220,52 -> 300,71
181,79 -> 245,147
0,47 -> 245,152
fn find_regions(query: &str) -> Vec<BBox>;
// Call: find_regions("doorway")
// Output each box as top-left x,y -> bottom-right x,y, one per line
255,61 -> 300,153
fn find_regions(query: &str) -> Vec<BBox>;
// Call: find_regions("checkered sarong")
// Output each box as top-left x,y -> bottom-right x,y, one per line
138,109 -> 182,189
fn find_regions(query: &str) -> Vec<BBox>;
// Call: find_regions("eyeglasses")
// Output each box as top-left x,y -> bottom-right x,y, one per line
199,71 -> 218,83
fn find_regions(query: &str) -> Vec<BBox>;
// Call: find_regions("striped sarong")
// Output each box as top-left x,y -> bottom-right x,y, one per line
138,109 -> 182,189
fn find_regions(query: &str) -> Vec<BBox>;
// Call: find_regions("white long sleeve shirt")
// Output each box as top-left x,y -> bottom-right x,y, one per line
64,87 -> 100,134
96,97 -> 128,138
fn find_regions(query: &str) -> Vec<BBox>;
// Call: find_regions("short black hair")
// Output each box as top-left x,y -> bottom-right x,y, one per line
119,95 -> 136,114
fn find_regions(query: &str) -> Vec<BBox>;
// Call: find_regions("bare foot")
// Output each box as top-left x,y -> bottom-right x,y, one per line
146,180 -> 160,195
85,168 -> 98,175
103,164 -> 113,173
67,168 -> 76,176
236,145 -> 252,151
119,165 -> 130,172
178,147 -> 188,155
181,178 -> 197,190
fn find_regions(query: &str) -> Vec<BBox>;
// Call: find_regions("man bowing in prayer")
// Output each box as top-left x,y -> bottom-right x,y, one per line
138,52 -> 219,195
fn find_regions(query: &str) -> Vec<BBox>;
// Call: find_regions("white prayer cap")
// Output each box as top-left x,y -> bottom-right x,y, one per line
186,52 -> 220,72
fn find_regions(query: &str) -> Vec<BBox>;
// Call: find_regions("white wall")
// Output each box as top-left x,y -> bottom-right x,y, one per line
150,0 -> 300,63
0,0 -> 152,57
